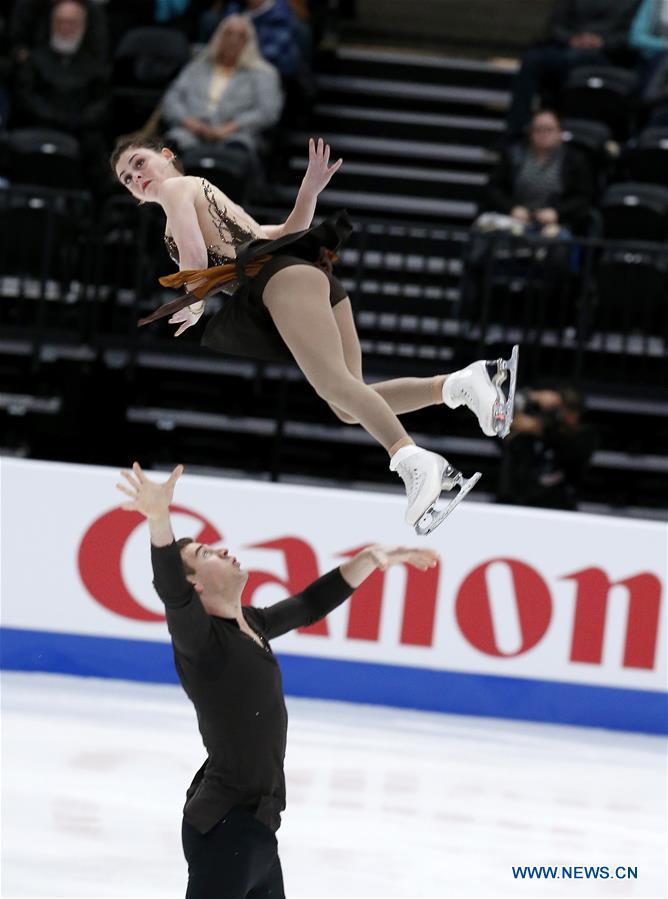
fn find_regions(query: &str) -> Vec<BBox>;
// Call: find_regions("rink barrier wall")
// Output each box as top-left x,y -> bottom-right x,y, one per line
1,458 -> 666,735
2,626 -> 666,734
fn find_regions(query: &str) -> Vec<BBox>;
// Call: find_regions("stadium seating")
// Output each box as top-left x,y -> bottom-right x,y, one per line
600,182 -> 668,242
2,128 -> 82,190
561,66 -> 638,140
625,127 -> 668,187
111,27 -> 192,137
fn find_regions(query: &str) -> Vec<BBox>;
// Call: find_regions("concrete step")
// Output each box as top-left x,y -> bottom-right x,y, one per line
315,73 -> 511,116
342,0 -> 551,54
289,131 -> 497,171
273,184 -> 477,222
287,156 -> 487,202
310,103 -> 505,147
327,47 -> 517,91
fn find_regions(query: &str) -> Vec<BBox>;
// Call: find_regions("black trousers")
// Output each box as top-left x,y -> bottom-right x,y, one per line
182,807 -> 285,899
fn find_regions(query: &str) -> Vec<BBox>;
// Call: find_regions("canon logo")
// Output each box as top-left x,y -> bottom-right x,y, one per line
78,508 -> 662,671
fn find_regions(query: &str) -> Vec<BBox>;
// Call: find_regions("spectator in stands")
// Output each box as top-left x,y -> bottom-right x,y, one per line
507,0 -> 641,136
497,387 -> 597,511
161,14 -> 283,156
9,0 -> 108,64
199,0 -> 309,79
630,0 -> 668,123
14,0 -> 110,186
630,0 -> 668,57
479,109 -> 593,236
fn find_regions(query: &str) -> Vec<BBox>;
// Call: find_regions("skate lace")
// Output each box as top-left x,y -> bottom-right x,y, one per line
458,386 -> 479,412
401,464 -> 424,502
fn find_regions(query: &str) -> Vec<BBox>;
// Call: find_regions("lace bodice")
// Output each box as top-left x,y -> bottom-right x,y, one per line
164,178 -> 263,269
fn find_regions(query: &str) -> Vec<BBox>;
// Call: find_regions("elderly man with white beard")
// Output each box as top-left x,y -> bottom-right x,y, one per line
15,0 -> 110,188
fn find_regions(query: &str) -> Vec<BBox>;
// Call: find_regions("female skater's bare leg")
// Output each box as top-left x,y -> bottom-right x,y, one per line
262,266 -> 411,454
330,297 -> 517,438
263,268 -> 483,533
329,298 -> 444,421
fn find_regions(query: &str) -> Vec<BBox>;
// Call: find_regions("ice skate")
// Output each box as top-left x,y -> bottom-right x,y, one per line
390,446 -> 482,535
443,345 -> 519,439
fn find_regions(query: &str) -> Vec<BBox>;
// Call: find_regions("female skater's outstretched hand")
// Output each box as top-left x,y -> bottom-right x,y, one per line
368,545 -> 439,572
168,305 -> 203,337
301,137 -> 343,196
116,462 -> 184,520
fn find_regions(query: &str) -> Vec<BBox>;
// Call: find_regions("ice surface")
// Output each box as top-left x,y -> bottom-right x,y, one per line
1,672 -> 666,899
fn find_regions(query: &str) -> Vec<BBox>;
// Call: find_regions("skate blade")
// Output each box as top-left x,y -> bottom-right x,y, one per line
492,344 -> 519,439
414,471 -> 482,536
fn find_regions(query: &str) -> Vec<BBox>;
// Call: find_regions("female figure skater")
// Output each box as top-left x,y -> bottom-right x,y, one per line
112,137 -> 518,533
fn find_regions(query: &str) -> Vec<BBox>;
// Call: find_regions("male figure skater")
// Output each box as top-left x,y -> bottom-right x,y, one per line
116,462 -> 438,899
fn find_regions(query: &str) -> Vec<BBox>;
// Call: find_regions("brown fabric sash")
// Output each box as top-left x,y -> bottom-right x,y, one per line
138,249 -> 340,328
137,257 -> 272,327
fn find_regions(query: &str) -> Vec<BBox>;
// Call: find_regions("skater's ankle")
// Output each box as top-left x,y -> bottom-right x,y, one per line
389,441 -> 428,471
388,436 -> 414,458
433,375 -> 446,405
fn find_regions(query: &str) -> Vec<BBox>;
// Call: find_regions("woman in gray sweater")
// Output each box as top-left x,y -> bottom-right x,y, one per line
162,14 -> 283,155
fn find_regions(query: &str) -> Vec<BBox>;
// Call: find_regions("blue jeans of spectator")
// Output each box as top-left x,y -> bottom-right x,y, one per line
507,45 -> 610,135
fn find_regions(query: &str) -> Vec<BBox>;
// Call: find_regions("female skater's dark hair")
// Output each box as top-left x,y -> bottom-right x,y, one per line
109,135 -> 185,175
175,536 -> 195,576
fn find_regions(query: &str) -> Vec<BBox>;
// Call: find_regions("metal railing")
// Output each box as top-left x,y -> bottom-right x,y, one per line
1,185 -> 667,389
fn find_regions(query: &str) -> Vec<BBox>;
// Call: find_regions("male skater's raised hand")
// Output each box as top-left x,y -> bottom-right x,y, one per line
116,461 -> 183,545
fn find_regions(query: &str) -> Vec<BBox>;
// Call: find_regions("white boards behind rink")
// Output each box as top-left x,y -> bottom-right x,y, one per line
1,456 -> 666,734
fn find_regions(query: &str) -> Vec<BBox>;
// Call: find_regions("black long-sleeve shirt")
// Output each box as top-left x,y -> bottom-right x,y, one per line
547,0 -> 641,53
151,541 -> 355,834
16,47 -> 109,133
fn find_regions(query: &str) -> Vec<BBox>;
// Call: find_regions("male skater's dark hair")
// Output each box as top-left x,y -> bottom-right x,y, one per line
175,536 -> 195,576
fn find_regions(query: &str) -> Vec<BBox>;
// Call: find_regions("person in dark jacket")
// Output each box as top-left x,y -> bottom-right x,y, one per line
115,460 -> 438,899
482,109 -> 593,235
497,387 -> 597,511
14,0 -> 110,185
507,0 -> 641,136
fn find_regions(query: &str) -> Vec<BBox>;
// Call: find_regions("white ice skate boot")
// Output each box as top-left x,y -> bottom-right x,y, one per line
390,445 -> 482,535
443,345 -> 519,439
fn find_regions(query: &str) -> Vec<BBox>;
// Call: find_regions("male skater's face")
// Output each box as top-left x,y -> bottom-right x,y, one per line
180,543 -> 248,599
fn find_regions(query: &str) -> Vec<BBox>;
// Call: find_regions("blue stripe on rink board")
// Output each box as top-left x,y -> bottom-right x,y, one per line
1,626 -> 666,735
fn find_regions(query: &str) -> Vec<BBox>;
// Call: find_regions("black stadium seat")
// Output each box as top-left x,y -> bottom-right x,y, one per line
596,248 -> 668,337
180,146 -> 254,205
597,182 -> 668,336
562,66 -> 638,139
600,182 -> 668,243
111,27 -> 192,136
4,128 -> 82,190
625,127 -> 668,188
561,118 -> 613,180
113,27 -> 192,89
560,117 -> 615,215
